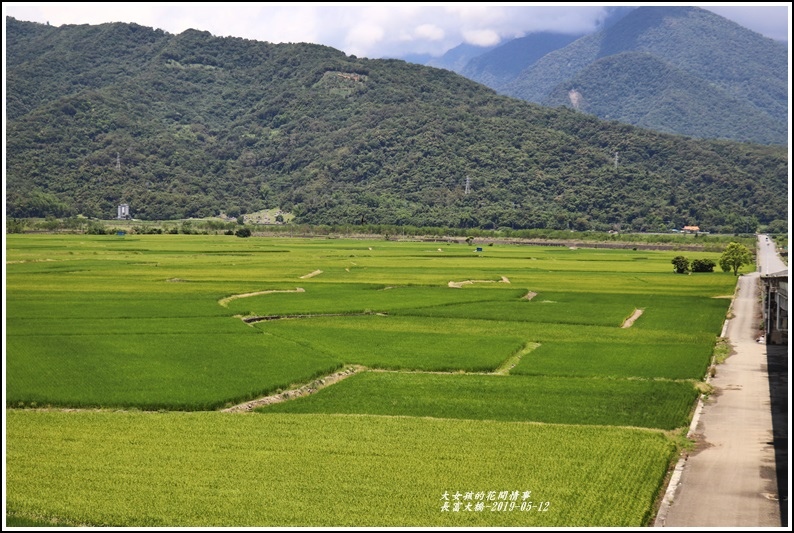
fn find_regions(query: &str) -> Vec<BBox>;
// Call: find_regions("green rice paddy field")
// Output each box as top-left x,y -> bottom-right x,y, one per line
4,234 -> 737,526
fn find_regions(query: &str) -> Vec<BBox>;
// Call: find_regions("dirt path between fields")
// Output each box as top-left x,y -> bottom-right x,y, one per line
218,288 -> 305,308
448,277 -> 511,288
223,338 -> 541,412
494,342 -> 540,375
6,258 -> 58,264
621,308 -> 644,328
222,365 -> 364,412
300,269 -> 323,279
239,311 -> 386,324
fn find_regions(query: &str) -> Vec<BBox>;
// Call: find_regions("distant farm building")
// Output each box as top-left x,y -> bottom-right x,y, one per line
682,225 -> 700,233
117,204 -> 130,220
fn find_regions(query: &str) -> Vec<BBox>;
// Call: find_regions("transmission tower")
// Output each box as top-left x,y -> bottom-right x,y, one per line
465,176 -> 471,195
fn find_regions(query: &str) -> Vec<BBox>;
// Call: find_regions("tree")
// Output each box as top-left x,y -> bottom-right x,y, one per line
691,258 -> 716,272
765,219 -> 787,235
719,242 -> 753,275
7,218 -> 27,233
671,255 -> 690,274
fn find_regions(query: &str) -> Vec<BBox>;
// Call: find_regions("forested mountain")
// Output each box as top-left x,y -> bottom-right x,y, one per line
541,52 -> 787,145
425,42 -> 496,74
453,6 -> 634,90
498,6 -> 788,145
6,19 -> 172,121
414,6 -> 633,82
5,16 -> 788,233
460,32 -> 581,90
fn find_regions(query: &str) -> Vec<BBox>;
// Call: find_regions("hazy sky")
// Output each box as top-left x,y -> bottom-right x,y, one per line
4,3 -> 791,59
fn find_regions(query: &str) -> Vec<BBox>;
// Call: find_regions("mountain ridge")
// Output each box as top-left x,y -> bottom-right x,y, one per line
496,6 -> 788,145
5,16 -> 788,234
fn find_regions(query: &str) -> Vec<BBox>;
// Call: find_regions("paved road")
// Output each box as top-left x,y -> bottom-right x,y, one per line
657,235 -> 785,527
757,234 -> 788,275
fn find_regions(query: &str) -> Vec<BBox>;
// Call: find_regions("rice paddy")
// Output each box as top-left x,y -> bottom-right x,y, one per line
4,233 -> 736,526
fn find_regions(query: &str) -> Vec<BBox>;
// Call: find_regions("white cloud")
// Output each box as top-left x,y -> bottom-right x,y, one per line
6,3 -> 162,29
462,28 -> 502,47
345,23 -> 386,58
414,23 -> 444,41
4,3 -> 789,59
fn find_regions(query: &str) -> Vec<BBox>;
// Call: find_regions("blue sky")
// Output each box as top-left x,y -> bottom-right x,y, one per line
4,3 -> 790,59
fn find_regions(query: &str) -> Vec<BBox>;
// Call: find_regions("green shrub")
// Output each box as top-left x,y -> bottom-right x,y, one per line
691,258 -> 716,272
671,256 -> 689,274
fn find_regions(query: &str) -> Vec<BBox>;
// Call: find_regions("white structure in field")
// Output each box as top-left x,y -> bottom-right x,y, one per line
117,204 -> 130,219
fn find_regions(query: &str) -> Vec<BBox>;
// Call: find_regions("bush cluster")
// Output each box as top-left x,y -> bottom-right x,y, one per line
671,256 -> 716,273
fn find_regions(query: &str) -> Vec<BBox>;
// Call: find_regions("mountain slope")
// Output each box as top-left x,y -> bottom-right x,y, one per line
461,32 -> 581,90
543,52 -> 788,144
458,6 -> 636,91
5,17 -> 788,233
424,42 -> 495,74
6,19 -> 171,120
498,6 -> 788,144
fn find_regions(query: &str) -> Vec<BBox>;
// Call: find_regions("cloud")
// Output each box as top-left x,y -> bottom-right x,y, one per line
462,28 -> 502,47
345,23 -> 386,57
6,3 -> 162,28
4,3 -> 789,59
448,5 -> 611,38
414,23 -> 444,41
